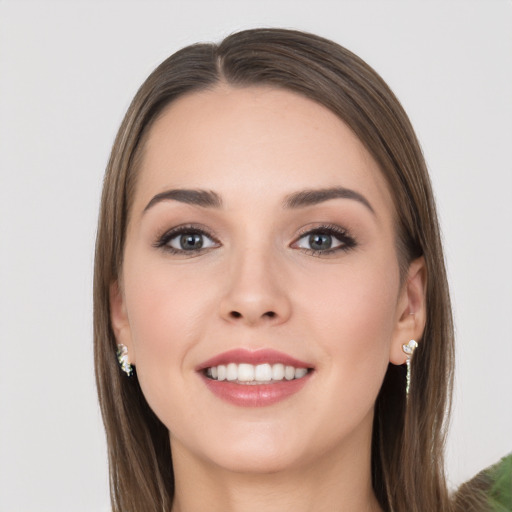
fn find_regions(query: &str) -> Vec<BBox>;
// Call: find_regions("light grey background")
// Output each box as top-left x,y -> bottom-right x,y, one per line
1,1 -> 511,510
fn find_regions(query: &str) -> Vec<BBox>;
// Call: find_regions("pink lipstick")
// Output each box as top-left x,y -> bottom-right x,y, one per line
197,348 -> 314,407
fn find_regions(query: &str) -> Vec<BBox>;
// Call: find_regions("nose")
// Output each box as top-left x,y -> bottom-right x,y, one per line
219,247 -> 292,326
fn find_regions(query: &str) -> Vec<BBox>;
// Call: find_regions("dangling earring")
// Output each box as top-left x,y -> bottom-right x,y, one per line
402,339 -> 418,396
116,344 -> 134,377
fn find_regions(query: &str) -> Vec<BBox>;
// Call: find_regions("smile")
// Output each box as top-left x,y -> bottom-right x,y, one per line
198,348 -> 314,407
205,363 -> 309,383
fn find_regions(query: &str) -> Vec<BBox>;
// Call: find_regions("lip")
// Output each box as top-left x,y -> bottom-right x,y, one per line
196,348 -> 313,371
201,374 -> 312,407
197,348 -> 314,407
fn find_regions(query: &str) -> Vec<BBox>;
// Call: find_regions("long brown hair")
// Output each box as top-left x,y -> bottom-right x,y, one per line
94,28 -> 454,512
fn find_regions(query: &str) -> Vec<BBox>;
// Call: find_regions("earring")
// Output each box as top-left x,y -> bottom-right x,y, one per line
402,339 -> 418,396
116,344 -> 134,377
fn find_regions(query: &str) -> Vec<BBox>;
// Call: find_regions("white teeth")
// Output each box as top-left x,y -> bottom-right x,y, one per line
226,363 -> 238,381
272,363 -> 285,380
238,363 -> 255,382
206,362 -> 309,383
295,367 -> 308,379
254,363 -> 272,381
284,365 -> 295,380
217,365 -> 227,381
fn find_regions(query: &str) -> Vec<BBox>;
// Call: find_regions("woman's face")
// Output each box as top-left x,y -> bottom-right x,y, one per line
111,86 -> 422,474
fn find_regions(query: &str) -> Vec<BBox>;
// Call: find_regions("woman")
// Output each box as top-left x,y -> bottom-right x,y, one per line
94,28 -> 454,511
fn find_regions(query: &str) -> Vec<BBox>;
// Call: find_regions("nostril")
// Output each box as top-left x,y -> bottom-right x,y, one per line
228,310 -> 277,320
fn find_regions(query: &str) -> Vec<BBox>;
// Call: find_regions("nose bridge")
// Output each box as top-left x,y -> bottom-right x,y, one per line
219,238 -> 291,325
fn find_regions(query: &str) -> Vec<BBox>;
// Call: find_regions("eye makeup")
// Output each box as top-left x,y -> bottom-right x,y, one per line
292,223 -> 357,257
152,220 -> 357,258
153,223 -> 220,256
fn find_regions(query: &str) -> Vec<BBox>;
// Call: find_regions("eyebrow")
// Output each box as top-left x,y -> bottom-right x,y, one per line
283,187 -> 375,214
143,186 -> 374,215
143,189 -> 223,213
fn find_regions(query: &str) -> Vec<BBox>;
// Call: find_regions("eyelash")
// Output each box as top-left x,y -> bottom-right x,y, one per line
294,224 -> 356,256
154,223 -> 356,257
154,224 -> 219,256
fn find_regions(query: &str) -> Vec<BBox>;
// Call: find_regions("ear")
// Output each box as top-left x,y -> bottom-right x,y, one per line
109,280 -> 135,365
389,257 -> 427,365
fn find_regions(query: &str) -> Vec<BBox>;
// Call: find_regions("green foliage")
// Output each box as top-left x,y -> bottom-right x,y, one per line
487,454 -> 512,511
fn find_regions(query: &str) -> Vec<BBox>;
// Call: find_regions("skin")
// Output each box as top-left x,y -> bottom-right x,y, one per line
111,85 -> 426,512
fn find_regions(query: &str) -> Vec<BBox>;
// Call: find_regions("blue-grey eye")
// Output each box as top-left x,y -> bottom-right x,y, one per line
295,229 -> 346,252
309,233 -> 333,251
167,232 -> 216,251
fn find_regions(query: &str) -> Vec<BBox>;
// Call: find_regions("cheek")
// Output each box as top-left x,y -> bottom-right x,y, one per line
126,271 -> 196,351
297,255 -> 400,403
301,251 -> 399,334
122,256 -> 218,418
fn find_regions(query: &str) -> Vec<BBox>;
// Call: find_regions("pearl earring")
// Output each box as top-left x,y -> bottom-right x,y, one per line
402,339 -> 418,396
116,344 -> 134,377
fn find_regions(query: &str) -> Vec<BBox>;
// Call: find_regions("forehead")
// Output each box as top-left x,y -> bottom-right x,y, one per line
134,85 -> 394,218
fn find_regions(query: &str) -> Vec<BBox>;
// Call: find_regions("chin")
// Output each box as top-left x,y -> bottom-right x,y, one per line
208,444 -> 302,475
174,424 -> 310,475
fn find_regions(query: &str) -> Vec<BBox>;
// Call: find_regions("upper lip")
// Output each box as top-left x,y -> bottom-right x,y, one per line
196,348 -> 313,371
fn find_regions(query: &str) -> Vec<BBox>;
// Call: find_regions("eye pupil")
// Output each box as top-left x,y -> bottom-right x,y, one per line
180,233 -> 203,250
309,233 -> 332,250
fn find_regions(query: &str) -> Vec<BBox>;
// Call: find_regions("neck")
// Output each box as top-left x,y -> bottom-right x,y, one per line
170,412 -> 382,512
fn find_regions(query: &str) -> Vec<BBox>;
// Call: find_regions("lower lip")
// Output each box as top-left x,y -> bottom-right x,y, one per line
200,373 -> 312,407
